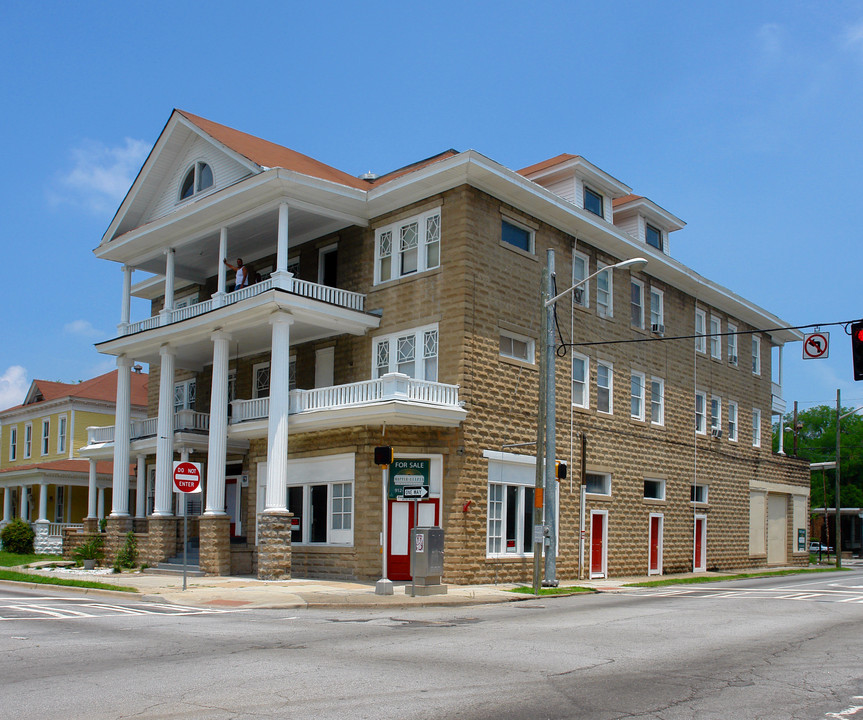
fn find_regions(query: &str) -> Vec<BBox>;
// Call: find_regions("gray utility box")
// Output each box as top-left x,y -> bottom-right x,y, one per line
410,526 -> 447,597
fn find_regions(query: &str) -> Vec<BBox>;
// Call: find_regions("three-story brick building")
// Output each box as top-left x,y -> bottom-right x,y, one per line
82,110 -> 809,580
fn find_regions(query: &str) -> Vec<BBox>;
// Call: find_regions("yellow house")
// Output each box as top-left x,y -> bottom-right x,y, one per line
0,369 -> 147,553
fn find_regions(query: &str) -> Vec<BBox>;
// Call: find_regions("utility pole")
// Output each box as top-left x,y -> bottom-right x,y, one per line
835,389 -> 842,570
543,249 -> 558,587
532,265 -> 547,595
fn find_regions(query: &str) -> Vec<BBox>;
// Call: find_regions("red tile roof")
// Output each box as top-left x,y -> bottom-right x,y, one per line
7,370 -> 148,414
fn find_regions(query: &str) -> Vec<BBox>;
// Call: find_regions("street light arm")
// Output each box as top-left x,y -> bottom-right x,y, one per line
839,406 -> 863,422
545,257 -> 647,307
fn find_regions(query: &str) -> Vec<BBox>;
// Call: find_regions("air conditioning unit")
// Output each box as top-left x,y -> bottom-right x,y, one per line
574,287 -> 584,305
729,354 -> 738,365
711,427 -> 723,438
651,323 -> 665,335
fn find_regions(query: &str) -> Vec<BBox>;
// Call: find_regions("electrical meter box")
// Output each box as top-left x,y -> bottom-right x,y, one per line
409,526 -> 447,596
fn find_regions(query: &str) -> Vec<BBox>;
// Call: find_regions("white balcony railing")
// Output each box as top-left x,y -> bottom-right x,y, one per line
87,411 -> 209,445
231,374 -> 461,423
122,276 -> 365,335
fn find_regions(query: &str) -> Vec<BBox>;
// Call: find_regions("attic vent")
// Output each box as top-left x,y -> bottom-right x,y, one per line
359,171 -> 378,181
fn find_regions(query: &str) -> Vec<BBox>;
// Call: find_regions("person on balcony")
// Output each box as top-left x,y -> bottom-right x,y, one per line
224,257 -> 248,291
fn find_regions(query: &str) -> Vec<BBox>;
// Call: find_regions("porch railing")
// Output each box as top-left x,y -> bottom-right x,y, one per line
87,411 -> 210,445
122,276 -> 365,336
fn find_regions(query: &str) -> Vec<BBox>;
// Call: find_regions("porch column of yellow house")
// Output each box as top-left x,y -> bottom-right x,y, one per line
201,329 -> 232,575
2,487 -> 11,523
37,483 -> 48,522
19,485 -> 28,521
258,310 -> 294,580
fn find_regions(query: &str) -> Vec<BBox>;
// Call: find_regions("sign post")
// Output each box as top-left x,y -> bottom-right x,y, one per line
173,461 -> 202,591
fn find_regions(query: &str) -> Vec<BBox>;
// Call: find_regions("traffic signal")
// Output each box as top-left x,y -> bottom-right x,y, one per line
374,446 -> 394,466
853,320 -> 863,381
555,461 -> 567,481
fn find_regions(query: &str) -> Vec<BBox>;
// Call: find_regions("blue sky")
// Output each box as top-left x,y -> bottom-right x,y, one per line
1,1 -> 861,416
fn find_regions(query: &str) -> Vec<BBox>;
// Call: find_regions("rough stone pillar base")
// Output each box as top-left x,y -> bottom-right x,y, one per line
256,511 -> 292,580
199,515 -> 231,576
146,516 -> 179,566
82,518 -> 100,535
105,516 -> 134,565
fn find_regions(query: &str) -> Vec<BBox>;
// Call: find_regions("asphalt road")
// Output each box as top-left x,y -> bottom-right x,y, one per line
2,570 -> 863,719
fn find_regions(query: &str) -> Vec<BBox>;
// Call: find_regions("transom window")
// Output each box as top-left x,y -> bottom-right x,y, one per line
375,208 -> 441,284
646,223 -> 662,250
584,186 -> 604,217
644,478 -> 665,500
374,324 -> 438,381
585,472 -> 611,496
500,331 -> 534,364
501,219 -> 534,253
179,161 -> 214,200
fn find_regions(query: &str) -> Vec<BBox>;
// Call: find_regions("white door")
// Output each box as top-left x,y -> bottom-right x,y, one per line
767,494 -> 787,565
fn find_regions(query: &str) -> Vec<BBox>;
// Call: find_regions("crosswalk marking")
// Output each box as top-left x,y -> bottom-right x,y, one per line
0,598 -> 234,620
628,586 -> 863,605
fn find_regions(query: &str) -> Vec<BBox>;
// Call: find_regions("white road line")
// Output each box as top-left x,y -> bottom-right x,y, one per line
4,604 -> 94,618
80,603 -> 151,615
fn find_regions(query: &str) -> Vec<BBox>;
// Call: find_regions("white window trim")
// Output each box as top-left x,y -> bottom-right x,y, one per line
500,329 -> 535,365
285,453 -> 356,546
9,426 -> 17,461
695,308 -> 707,354
631,278 -> 645,329
572,352 -> 590,409
710,395 -> 722,433
374,207 -> 441,285
695,391 -> 707,435
56,415 -> 67,455
178,160 -> 214,202
41,419 -> 50,456
631,370 -> 646,421
752,408 -> 762,447
317,243 -> 338,286
645,221 -> 664,252
691,485 -> 709,505
585,471 -> 612,497
572,250 -> 590,308
644,477 -> 666,501
173,378 -> 196,412
500,216 -> 535,255
597,360 -> 613,415
583,185 -> 604,218
728,401 -> 738,442
252,362 -> 270,399
650,287 -> 664,332
24,423 -> 32,459
752,335 -> 762,376
372,323 -> 439,381
596,263 -> 613,318
727,323 -> 738,366
709,315 -> 722,360
650,376 -> 665,426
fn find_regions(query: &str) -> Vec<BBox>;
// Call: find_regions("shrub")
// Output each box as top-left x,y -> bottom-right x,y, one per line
73,536 -> 104,564
114,531 -> 137,570
1,519 -> 35,555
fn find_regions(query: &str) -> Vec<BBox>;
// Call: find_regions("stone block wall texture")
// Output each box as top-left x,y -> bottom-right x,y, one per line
257,511 -> 292,580
137,182 -> 809,581
199,515 -> 231,575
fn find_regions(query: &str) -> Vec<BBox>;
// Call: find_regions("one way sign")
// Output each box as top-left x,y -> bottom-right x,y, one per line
803,332 -> 829,360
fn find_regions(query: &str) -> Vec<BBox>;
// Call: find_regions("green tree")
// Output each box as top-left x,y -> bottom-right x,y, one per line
773,405 -> 863,508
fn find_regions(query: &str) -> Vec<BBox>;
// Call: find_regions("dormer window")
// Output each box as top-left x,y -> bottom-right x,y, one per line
179,162 -> 214,200
646,223 -> 662,251
584,186 -> 604,217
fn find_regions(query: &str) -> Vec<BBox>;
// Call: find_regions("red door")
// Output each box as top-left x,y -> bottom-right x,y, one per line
590,512 -> 605,577
694,517 -> 705,571
649,516 -> 662,573
387,499 -> 440,581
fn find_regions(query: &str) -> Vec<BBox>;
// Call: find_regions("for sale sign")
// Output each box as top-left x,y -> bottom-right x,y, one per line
173,461 -> 202,494
388,459 -> 430,500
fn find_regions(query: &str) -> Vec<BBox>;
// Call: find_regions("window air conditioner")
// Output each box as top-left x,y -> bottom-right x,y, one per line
651,323 -> 665,335
711,427 -> 723,438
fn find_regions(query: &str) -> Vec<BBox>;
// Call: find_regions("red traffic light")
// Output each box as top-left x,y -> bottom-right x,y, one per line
852,321 -> 863,381
856,327 -> 863,343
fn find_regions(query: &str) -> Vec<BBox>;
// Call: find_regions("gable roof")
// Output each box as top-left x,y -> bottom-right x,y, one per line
9,370 -> 148,413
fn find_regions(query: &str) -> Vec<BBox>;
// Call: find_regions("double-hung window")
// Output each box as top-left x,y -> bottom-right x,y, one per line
375,208 -> 441,284
572,353 -> 589,408
572,251 -> 589,307
374,324 -> 439,381
631,371 -> 646,420
650,288 -> 664,333
487,454 -> 537,557
596,264 -> 612,318
709,315 -> 722,360
695,309 -> 707,353
728,401 -> 738,442
646,223 -> 662,251
710,395 -> 722,434
752,335 -> 761,375
9,427 -> 17,461
41,419 -> 49,455
752,408 -> 762,447
57,416 -> 67,454
24,423 -> 32,459
695,391 -> 707,434
728,323 -> 738,366
630,279 -> 645,329
584,186 -> 604,217
597,361 -> 613,414
650,377 -> 664,426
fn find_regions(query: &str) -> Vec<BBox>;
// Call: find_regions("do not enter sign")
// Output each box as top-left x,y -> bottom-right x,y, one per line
173,461 -> 202,494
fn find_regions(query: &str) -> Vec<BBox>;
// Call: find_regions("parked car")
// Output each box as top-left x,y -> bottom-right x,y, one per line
809,541 -> 833,553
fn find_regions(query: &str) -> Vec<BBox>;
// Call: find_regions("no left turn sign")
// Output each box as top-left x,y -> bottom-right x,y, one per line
803,332 -> 829,360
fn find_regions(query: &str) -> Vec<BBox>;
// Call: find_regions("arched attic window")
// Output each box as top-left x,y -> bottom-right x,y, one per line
179,161 -> 214,201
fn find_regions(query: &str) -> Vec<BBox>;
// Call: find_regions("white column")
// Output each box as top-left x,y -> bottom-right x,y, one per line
271,203 -> 292,289
20,485 -> 28,521
160,249 -> 176,325
135,455 -> 146,518
37,483 -> 48,523
265,312 -> 293,512
2,487 -> 11,523
217,227 -> 228,299
87,459 -> 97,518
153,345 -> 175,516
205,331 -> 231,515
111,356 -> 133,517
97,487 -> 105,520
119,265 -> 133,332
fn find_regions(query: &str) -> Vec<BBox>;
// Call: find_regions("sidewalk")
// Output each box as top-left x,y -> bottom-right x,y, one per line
4,563 -> 846,610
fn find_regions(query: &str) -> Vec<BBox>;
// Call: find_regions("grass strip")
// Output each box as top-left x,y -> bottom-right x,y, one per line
509,585 -> 594,595
626,567 -> 847,588
0,569 -> 138,593
0,552 -> 62,567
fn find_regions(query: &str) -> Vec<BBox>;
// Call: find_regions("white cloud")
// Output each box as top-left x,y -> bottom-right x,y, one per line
64,319 -> 104,339
0,366 -> 29,410
49,137 -> 151,216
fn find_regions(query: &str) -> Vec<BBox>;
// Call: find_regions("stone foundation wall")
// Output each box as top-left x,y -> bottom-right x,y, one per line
199,515 -> 231,575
